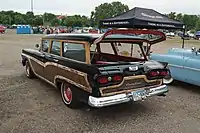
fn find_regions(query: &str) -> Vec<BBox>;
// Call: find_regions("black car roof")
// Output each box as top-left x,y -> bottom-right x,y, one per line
42,32 -> 164,44
42,33 -> 102,43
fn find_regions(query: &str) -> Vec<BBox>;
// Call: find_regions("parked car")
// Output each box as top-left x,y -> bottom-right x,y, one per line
150,47 -> 200,86
178,32 -> 190,40
166,32 -> 175,37
0,26 -> 6,33
182,34 -> 191,40
195,31 -> 200,40
21,29 -> 170,109
188,33 -> 195,39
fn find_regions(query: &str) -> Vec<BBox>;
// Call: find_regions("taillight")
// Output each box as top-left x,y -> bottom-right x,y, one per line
97,75 -> 123,84
159,71 -> 168,76
113,75 -> 122,82
97,76 -> 108,84
149,71 -> 159,77
148,70 -> 169,78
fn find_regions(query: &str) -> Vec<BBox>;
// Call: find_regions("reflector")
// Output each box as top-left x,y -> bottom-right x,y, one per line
113,75 -> 122,81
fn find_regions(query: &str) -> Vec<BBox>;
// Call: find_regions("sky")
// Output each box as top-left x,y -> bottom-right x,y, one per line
1,0 -> 199,16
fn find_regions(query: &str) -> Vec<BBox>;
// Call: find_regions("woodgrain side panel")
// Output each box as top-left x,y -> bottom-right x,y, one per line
22,53 -> 92,93
29,59 -> 44,77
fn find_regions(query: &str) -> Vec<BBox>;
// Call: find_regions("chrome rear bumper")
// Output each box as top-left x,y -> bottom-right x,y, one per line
88,85 -> 168,108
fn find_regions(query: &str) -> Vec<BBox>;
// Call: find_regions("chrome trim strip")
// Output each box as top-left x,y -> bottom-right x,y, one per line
88,85 -> 168,108
54,75 -> 92,93
169,64 -> 200,72
21,53 -> 87,76
48,52 -> 87,64
57,64 -> 85,76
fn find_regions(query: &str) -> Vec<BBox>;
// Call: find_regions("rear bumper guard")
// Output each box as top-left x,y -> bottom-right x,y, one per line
88,85 -> 168,108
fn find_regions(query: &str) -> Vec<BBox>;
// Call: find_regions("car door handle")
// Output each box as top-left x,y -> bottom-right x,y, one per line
53,59 -> 59,62
41,54 -> 45,58
45,54 -> 52,58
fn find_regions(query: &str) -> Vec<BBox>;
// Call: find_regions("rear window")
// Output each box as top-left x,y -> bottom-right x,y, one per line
99,42 -> 144,59
115,43 -> 144,58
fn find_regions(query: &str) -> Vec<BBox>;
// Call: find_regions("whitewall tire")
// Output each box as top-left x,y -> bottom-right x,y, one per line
60,82 -> 81,109
25,61 -> 35,78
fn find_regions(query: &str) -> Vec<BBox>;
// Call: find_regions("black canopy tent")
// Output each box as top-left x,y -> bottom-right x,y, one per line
99,7 -> 186,48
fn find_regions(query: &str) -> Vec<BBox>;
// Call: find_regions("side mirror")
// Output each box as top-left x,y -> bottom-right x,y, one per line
198,48 -> 200,53
191,47 -> 196,52
35,44 -> 39,48
196,48 -> 200,55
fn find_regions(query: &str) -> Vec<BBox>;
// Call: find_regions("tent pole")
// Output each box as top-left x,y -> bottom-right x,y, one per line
131,44 -> 133,56
99,26 -> 101,34
182,25 -> 186,48
98,24 -> 101,34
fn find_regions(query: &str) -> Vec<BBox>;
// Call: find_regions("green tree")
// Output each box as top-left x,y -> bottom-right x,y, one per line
176,13 -> 183,21
80,15 -> 90,26
26,11 -> 34,18
14,14 -> 26,24
64,15 -> 90,27
43,13 -> 56,22
60,18 -> 65,26
110,1 -> 129,17
64,16 -> 74,27
195,19 -> 200,31
183,15 -> 199,30
33,16 -> 43,26
1,11 -> 14,24
0,14 -> 11,24
90,1 -> 129,26
90,11 -> 95,27
51,18 -> 60,26
26,11 -> 35,25
168,12 -> 176,20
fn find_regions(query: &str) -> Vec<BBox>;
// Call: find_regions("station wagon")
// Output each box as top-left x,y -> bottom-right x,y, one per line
21,29 -> 169,109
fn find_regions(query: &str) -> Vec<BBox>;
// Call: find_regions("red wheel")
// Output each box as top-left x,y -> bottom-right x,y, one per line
61,82 -> 81,109
63,86 -> 72,104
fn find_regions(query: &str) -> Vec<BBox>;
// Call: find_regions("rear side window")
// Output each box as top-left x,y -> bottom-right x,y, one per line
41,40 -> 50,52
63,42 -> 85,62
50,41 -> 61,56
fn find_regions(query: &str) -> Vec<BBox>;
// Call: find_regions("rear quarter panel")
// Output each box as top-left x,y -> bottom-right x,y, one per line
150,48 -> 200,86
150,52 -> 186,82
183,54 -> 200,86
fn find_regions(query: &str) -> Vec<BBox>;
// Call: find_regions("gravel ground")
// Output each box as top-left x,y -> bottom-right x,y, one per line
1,30 -> 200,133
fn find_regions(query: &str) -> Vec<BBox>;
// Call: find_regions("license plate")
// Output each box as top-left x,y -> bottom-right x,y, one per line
132,90 -> 147,101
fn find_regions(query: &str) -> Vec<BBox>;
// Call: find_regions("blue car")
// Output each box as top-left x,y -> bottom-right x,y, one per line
149,47 -> 200,86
